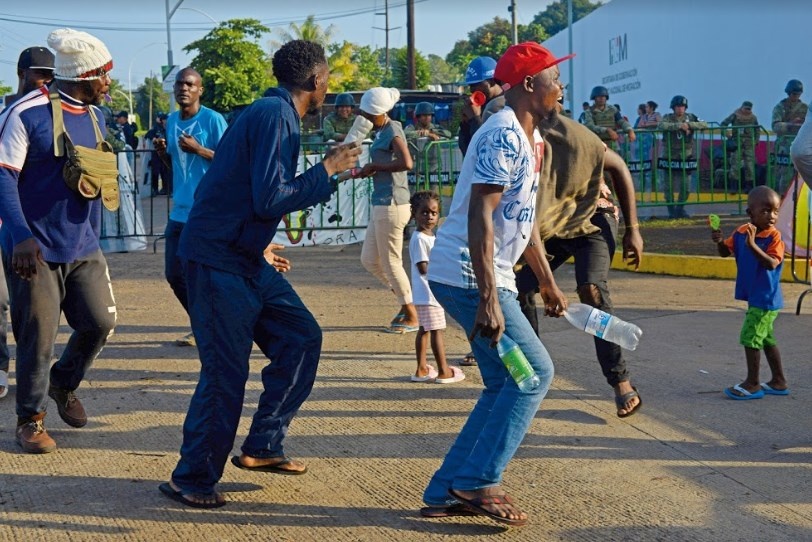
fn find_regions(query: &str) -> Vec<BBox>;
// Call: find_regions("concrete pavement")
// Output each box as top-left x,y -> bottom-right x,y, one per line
0,244 -> 809,541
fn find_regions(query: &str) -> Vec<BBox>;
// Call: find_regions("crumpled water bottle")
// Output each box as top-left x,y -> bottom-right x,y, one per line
563,303 -> 642,351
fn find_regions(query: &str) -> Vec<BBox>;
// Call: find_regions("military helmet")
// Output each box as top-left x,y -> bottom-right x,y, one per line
414,102 -> 434,116
785,79 -> 803,94
464,56 -> 497,85
334,92 -> 355,107
670,95 -> 688,108
590,86 -> 609,100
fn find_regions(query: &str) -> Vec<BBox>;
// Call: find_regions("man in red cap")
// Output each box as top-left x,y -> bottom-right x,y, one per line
420,42 -> 571,526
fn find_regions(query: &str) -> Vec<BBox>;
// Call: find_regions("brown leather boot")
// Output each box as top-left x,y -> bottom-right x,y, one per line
48,385 -> 87,428
16,414 -> 57,454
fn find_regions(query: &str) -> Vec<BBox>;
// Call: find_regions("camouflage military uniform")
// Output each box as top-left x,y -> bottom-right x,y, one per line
584,104 -> 632,153
322,112 -> 356,142
720,107 -> 760,192
405,122 -> 452,190
657,112 -> 707,218
772,98 -> 808,192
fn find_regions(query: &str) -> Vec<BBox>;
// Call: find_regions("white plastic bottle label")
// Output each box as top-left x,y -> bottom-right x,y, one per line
583,307 -> 611,339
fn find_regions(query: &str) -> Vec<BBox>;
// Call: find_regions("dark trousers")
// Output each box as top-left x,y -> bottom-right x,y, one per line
0,253 -> 10,373
516,213 -> 629,387
5,249 -> 116,419
150,160 -> 172,194
171,260 -> 322,495
164,219 -> 188,312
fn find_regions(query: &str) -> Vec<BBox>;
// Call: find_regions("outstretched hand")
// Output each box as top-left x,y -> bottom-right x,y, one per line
323,141 -> 362,177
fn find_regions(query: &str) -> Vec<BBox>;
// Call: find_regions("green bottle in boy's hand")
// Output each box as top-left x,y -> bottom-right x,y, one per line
708,214 -> 721,230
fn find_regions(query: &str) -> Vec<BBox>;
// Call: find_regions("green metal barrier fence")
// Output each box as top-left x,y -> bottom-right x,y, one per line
101,130 -> 804,245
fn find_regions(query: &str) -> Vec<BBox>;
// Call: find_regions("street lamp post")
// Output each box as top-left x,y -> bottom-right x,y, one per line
165,0 -> 185,112
128,42 -> 164,117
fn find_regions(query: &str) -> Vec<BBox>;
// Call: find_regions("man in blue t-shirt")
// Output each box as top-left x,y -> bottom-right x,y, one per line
154,67 -> 227,347
0,29 -> 118,454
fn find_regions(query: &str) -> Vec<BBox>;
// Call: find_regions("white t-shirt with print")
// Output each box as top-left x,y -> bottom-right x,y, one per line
409,231 -> 440,306
428,106 -> 542,292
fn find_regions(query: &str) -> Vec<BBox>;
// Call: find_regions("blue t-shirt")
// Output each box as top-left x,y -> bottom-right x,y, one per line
166,105 -> 227,223
723,225 -> 785,310
0,87 -> 106,262
178,88 -> 334,277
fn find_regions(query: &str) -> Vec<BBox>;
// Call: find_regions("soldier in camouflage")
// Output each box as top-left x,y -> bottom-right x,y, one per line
584,85 -> 635,153
405,102 -> 452,191
322,92 -> 358,142
772,79 -> 807,193
720,100 -> 759,192
657,95 -> 707,219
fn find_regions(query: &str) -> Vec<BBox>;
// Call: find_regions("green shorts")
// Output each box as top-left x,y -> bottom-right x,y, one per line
739,307 -> 779,349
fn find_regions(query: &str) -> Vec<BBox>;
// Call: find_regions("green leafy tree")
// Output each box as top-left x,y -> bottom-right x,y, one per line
444,17 -> 548,77
134,75 -> 170,130
0,81 -> 12,97
385,47 -> 430,90
272,14 -> 336,49
107,78 -> 130,115
532,0 -> 603,36
183,18 -> 273,112
326,41 -> 357,92
350,45 -> 385,90
427,54 -> 461,85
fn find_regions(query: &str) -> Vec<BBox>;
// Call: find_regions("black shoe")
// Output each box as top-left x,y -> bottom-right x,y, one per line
48,386 -> 87,428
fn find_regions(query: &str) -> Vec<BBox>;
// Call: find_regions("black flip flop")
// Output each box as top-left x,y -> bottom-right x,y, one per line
230,455 -> 308,475
616,387 -> 642,418
420,503 -> 481,518
158,482 -> 226,509
448,489 -> 528,526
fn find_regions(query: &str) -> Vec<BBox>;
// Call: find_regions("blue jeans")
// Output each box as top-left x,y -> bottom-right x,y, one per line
171,260 -> 322,495
164,219 -> 188,312
423,282 -> 554,506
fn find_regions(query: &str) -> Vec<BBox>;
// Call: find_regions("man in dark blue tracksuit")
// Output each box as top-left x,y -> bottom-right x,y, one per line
159,40 -> 361,508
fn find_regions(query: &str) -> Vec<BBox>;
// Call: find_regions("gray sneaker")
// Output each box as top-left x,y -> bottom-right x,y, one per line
16,418 -> 57,454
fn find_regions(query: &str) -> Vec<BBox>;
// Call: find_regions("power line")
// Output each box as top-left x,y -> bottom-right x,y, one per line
0,2 -> 430,33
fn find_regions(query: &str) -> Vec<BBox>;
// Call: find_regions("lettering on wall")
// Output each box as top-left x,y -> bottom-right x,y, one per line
609,34 -> 627,65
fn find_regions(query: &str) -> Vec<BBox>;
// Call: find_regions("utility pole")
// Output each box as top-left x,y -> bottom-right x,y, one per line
509,0 -> 518,45
407,0 -> 415,89
567,0 -> 574,115
373,0 -> 392,78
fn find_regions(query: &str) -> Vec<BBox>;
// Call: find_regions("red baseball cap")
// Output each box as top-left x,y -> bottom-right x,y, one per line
494,42 -> 574,90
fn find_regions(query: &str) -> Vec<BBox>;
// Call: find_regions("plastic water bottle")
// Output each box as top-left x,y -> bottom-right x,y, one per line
563,303 -> 642,351
496,335 -> 541,392
343,115 -> 373,144
330,116 -> 373,183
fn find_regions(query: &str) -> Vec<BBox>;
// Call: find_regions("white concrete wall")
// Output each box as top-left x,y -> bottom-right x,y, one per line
544,0 -> 812,126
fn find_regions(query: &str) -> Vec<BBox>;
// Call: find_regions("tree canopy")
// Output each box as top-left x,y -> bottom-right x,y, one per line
532,0 -> 603,36
184,18 -> 273,111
